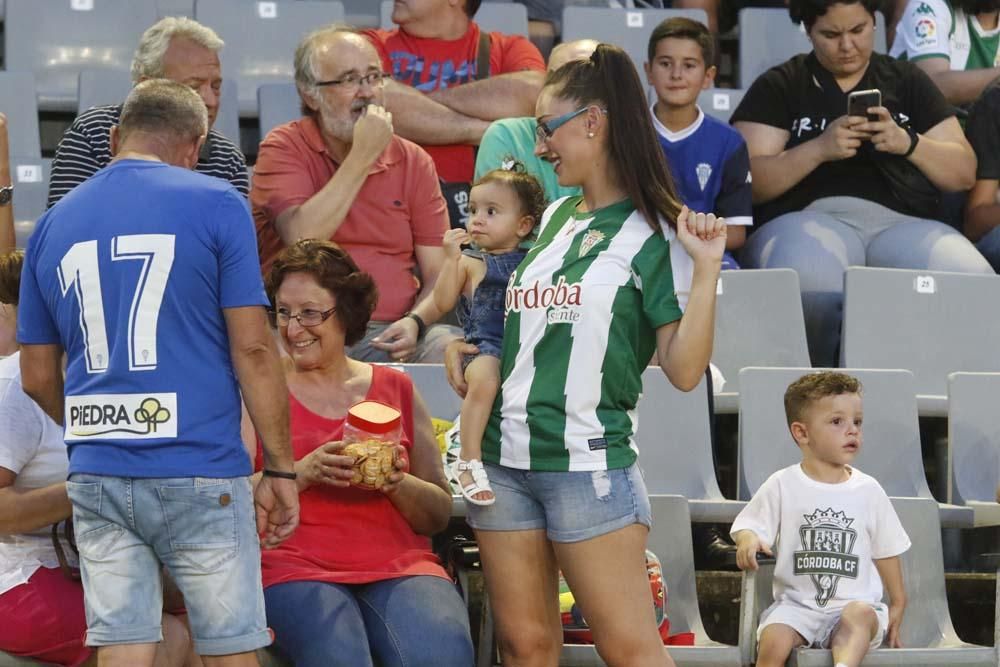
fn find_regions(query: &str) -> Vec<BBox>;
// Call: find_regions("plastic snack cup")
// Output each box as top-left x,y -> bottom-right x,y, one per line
342,400 -> 402,490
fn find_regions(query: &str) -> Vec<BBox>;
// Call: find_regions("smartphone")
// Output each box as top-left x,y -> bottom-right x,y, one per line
847,89 -> 881,122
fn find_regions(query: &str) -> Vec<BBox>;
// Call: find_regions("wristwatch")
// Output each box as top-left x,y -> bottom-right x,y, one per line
0,185 -> 13,206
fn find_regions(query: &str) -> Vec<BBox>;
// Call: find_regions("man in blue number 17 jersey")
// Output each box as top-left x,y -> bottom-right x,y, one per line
17,80 -> 298,665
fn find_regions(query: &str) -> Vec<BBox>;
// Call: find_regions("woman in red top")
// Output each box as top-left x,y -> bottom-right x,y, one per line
249,240 -> 473,667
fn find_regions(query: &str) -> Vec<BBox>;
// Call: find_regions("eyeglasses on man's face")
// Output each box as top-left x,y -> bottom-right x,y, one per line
269,306 -> 337,328
314,71 -> 390,93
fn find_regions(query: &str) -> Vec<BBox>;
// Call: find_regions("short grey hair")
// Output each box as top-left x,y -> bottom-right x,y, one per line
131,17 -> 224,84
119,79 -> 208,143
293,24 -> 360,114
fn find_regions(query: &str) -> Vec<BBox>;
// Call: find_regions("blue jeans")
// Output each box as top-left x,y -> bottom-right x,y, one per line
975,226 -> 1000,273
263,576 -> 474,667
65,474 -> 268,655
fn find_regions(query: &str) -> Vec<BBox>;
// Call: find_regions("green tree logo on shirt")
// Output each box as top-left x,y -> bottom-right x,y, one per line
916,2 -> 936,15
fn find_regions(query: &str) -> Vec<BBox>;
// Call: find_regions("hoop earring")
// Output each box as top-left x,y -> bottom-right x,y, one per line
587,132 -> 595,138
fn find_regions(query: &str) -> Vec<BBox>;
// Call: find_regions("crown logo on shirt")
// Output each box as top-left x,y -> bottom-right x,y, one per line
696,163 -> 712,191
578,230 -> 606,258
803,507 -> 854,530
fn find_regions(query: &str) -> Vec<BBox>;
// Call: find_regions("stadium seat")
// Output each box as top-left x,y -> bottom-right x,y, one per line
11,156 -> 50,249
5,0 -> 159,113
737,367 -> 974,528
637,369 -> 744,522
0,72 -> 42,159
77,69 -> 132,115
562,7 -> 709,74
476,495 -> 743,667
214,78 -> 241,146
156,0 -> 193,17
257,82 -> 301,139
840,267 -> 1000,417
390,363 -> 462,422
947,372 -> 1000,527
740,497 -> 999,666
339,0 -> 378,28
737,8 -> 887,88
712,269 -> 810,414
380,0 -> 525,35
697,88 -> 745,123
194,0 -> 344,116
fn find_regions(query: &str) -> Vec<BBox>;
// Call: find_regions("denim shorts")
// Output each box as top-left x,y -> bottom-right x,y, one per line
65,473 -> 269,655
465,462 -> 652,542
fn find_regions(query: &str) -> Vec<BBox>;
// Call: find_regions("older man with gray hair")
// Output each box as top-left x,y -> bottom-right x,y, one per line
48,16 -> 247,207
19,79 -> 298,667
252,25 -> 461,363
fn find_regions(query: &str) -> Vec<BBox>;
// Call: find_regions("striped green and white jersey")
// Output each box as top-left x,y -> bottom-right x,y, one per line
483,196 -> 693,472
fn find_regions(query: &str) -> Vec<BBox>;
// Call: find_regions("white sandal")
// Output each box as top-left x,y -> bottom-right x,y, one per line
452,457 -> 496,506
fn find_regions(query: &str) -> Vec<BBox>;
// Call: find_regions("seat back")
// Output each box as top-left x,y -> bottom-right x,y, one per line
738,8 -> 887,87
11,157 -> 51,249
737,367 -> 930,501
647,494 -> 713,640
214,79 -> 241,146
6,0 -> 158,112
713,269 -> 810,398
77,69 -> 132,115
388,364 -> 462,422
636,370 -> 723,501
380,0 -> 526,35
562,7 -> 708,74
841,267 -> 1000,400
257,82 -> 301,139
195,0 -> 344,116
0,72 -> 41,158
947,373 -> 1000,506
340,0 -> 378,28
698,88 -> 746,123
156,0 -> 194,18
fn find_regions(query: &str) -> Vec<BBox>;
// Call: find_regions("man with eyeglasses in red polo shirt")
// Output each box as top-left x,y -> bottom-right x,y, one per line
252,26 -> 462,363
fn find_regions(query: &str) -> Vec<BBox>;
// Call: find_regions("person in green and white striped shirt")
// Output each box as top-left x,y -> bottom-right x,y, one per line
445,44 -> 727,666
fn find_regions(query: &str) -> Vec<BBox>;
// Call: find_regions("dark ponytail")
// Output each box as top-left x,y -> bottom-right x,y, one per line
545,43 -> 682,231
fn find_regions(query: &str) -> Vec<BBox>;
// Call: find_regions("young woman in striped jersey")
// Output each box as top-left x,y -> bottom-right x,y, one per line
446,44 -> 727,667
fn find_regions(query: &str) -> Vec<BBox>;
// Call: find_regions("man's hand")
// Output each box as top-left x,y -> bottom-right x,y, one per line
444,338 -> 479,398
886,604 -> 904,648
370,317 -> 419,360
443,228 -> 471,261
817,115 -> 870,162
734,530 -> 773,571
254,475 -> 300,549
351,104 -> 394,165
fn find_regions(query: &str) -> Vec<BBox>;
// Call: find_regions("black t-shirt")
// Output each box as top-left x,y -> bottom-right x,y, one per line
731,52 -> 954,223
966,80 -> 1000,181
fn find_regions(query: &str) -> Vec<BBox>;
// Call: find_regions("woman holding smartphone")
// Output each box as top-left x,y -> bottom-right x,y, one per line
731,0 -> 989,367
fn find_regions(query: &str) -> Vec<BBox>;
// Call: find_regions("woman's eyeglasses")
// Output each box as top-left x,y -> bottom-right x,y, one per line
269,306 -> 337,327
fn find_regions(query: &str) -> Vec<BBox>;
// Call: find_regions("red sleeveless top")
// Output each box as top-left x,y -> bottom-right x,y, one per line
255,365 -> 449,588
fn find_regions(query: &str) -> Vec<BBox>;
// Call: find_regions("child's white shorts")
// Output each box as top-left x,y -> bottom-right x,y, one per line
757,599 -> 888,648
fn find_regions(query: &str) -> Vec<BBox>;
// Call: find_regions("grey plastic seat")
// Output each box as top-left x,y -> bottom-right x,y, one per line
712,269 -> 810,414
156,0 -> 194,18
0,72 -> 41,158
636,369 -> 744,522
257,82 -> 301,139
390,363 -> 462,422
380,0 -> 524,35
11,157 -> 51,249
737,367 -> 974,528
77,69 -> 132,115
340,0 -> 377,28
738,8 -> 887,87
6,0 -> 158,112
194,0 -> 344,116
697,88 -> 745,123
562,7 -> 708,74
0,652 -> 54,666
739,497 -> 999,666
947,372 -> 1000,527
841,267 -> 1000,417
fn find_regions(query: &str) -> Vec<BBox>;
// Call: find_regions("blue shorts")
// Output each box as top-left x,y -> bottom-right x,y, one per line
465,462 -> 652,542
65,474 -> 269,655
